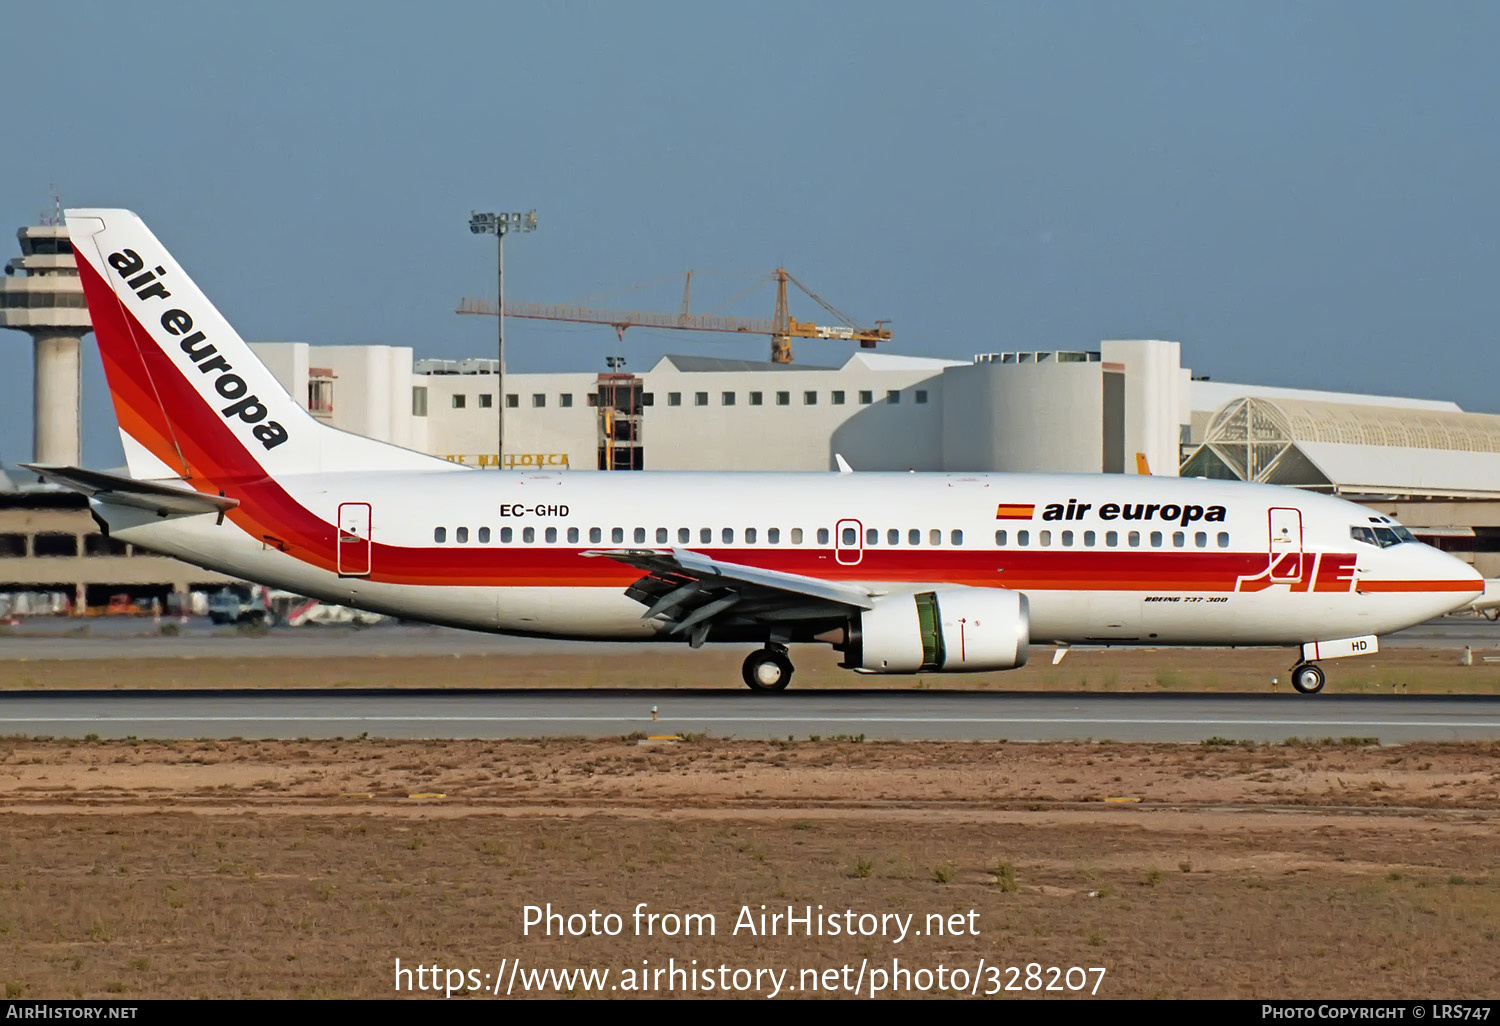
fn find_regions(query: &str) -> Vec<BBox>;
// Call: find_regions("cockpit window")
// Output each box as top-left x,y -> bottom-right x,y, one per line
1352,524 -> 1414,548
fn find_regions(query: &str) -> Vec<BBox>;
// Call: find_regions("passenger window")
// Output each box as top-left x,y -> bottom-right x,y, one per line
1217,532 -> 1230,548
1150,531 -> 1163,547
434,527 -> 447,543
700,528 -> 712,544
1061,530 -> 1073,546
842,527 -> 857,545
501,527 -> 513,543
1084,530 -> 1095,546
1172,531 -> 1185,548
1039,530 -> 1051,546
722,528 -> 734,544
745,528 -> 757,544
888,529 -> 899,545
456,527 -> 469,544
951,529 -> 963,546
817,528 -> 830,545
656,528 -> 668,544
546,527 -> 557,543
866,528 -> 878,545
1017,530 -> 1030,546
929,529 -> 941,546
1106,531 -> 1118,547
791,528 -> 803,544
909,529 -> 920,545
567,527 -> 579,543
523,527 -> 535,543
678,528 -> 690,544
767,528 -> 780,544
612,528 -> 625,543
995,530 -> 1007,546
634,527 -> 646,544
1128,531 -> 1141,547
1195,531 -> 1206,548
589,527 -> 602,543
478,527 -> 491,544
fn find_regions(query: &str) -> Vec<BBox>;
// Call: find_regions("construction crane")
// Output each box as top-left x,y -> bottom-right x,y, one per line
457,268 -> 891,364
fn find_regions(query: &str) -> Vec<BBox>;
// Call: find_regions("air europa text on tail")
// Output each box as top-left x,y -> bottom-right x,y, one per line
107,248 -> 288,450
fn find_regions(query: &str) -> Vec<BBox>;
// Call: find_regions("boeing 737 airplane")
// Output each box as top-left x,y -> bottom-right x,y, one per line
25,209 -> 1483,693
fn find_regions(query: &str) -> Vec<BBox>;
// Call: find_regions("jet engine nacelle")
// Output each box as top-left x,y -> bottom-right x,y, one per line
843,587 -> 1030,673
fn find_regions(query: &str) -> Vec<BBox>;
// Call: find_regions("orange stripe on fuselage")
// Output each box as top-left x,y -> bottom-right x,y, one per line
1357,579 -> 1480,593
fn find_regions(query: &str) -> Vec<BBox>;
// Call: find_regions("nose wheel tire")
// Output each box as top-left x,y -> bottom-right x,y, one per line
742,648 -> 794,692
1291,662 -> 1326,695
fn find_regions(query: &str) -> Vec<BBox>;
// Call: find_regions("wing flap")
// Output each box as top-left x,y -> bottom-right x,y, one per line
583,547 -> 876,611
583,547 -> 875,644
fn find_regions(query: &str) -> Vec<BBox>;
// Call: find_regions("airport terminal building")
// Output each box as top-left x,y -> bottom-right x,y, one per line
247,337 -> 1500,576
247,339 -> 1195,476
10,223 -> 1500,610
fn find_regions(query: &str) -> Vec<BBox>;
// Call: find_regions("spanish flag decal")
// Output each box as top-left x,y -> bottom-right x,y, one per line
995,503 -> 1035,520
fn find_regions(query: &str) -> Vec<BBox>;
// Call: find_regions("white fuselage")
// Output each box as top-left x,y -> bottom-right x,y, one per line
98,469 -> 1480,647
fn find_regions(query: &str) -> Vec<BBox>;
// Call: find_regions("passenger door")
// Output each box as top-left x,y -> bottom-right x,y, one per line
337,502 -> 372,577
1268,507 -> 1303,583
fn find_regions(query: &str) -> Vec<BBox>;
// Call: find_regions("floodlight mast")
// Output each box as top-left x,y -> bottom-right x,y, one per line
468,209 -> 537,466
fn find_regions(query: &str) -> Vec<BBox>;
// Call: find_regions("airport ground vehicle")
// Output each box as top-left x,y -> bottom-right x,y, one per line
206,586 -> 274,627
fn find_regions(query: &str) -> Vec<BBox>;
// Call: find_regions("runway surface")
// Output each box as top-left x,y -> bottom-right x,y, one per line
1,614 -> 1496,660
4,689 -> 1500,742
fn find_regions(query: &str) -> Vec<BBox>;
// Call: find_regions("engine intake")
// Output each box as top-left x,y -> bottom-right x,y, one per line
843,587 -> 1030,673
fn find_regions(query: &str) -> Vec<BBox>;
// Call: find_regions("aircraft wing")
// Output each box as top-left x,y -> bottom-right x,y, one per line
20,463 -> 239,517
581,547 -> 875,646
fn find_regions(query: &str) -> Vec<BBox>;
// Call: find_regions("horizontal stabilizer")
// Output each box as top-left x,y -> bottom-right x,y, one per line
21,463 -> 239,517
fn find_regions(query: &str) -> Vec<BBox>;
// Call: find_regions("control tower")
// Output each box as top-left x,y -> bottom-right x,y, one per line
0,220 -> 91,466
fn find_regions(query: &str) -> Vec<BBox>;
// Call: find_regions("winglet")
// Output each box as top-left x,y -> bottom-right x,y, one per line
834,454 -> 853,474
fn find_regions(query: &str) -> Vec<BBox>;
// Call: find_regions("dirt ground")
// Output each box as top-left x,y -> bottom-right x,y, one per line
3,735 -> 1499,999
3,643 -> 1498,693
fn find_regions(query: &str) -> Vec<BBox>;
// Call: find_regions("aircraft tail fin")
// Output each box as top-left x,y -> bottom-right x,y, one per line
63,209 -> 455,486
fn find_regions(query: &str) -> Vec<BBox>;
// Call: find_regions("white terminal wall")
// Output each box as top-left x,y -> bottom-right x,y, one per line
248,343 -> 309,410
383,353 -> 960,471
940,359 -> 1107,473
250,342 -> 1198,474
420,370 -> 597,467
642,354 -> 957,472
254,342 -> 427,453
1100,339 -> 1190,477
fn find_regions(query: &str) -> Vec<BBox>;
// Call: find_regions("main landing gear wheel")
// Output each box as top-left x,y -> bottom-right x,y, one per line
1291,662 -> 1326,695
742,647 -> 794,692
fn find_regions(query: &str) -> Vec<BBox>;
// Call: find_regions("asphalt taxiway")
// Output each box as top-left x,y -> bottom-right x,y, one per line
3,689 -> 1499,743
0,614 -> 1495,660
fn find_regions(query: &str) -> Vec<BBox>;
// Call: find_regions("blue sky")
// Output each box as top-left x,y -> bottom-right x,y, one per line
3,2 -> 1497,467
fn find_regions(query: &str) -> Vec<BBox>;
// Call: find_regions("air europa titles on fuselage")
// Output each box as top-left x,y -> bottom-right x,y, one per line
997,498 -> 1228,528
107,248 -> 288,450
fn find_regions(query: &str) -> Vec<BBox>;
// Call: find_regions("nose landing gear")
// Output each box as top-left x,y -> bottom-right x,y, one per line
1290,661 -> 1326,695
742,644 -> 794,692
